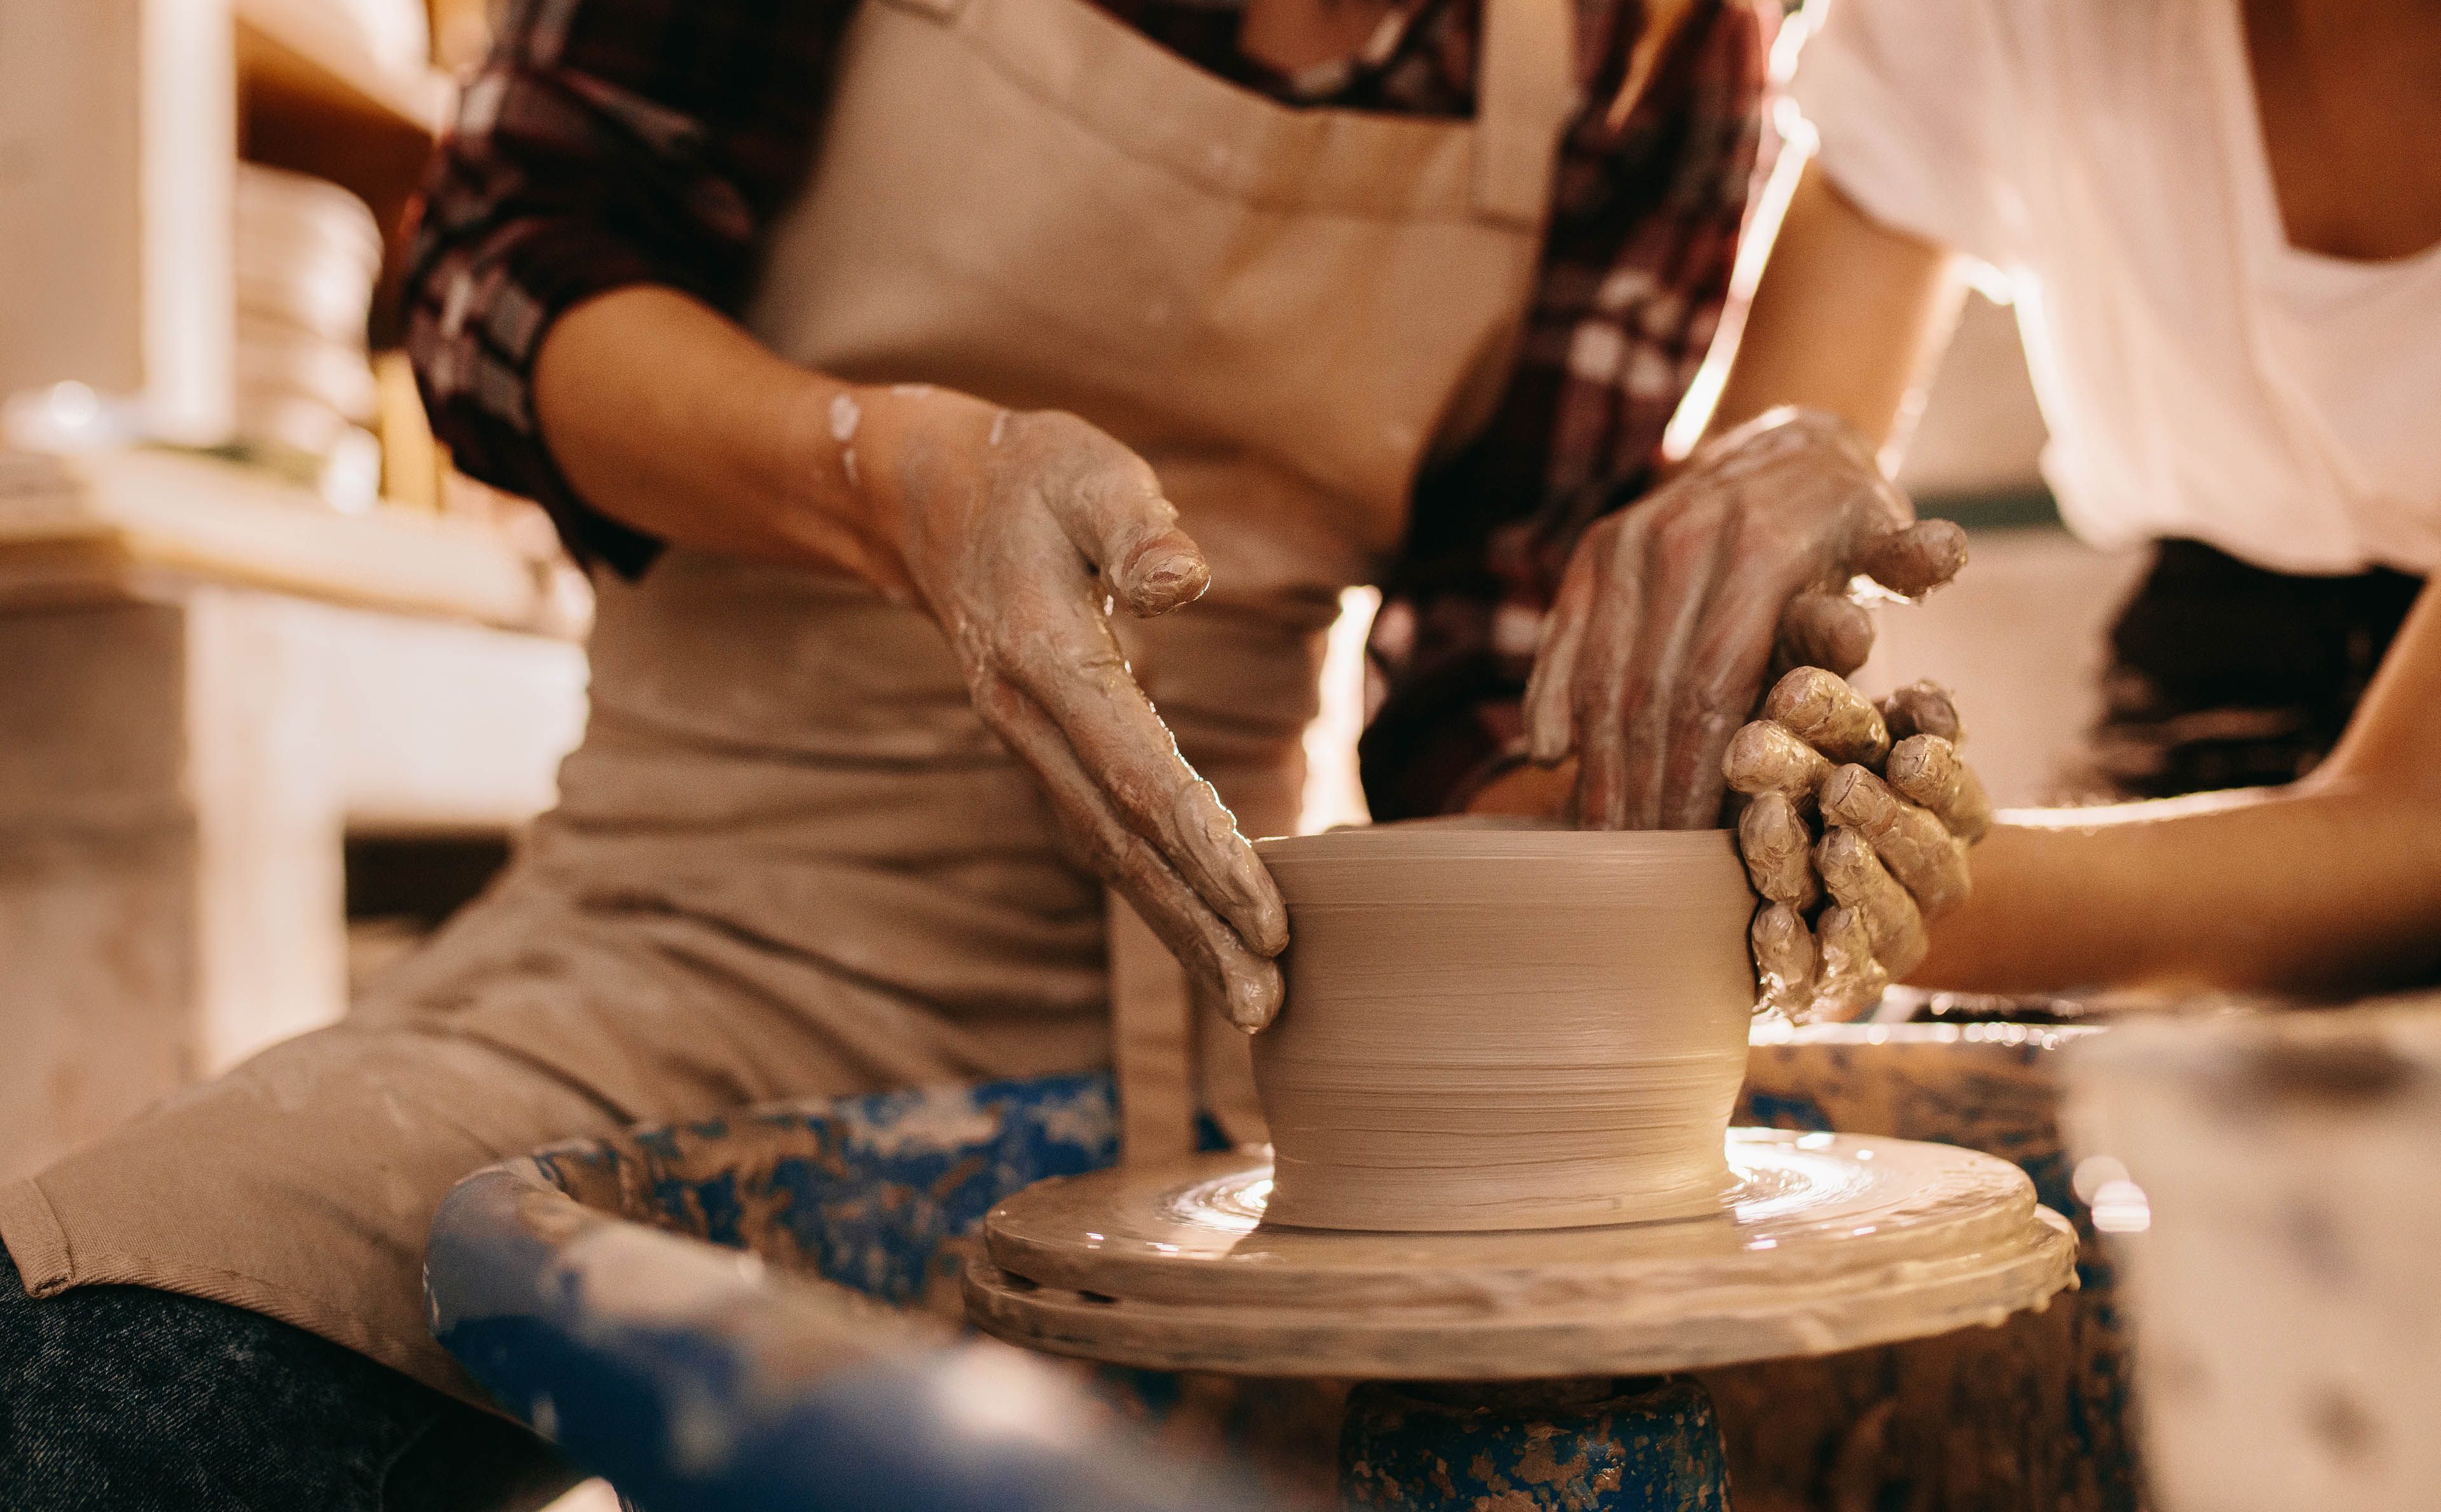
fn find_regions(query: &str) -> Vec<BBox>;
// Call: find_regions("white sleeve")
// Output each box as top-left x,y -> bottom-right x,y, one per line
1790,0 -> 2022,271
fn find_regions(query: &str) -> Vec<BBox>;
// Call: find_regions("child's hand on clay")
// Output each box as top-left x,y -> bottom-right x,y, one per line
1723,668 -> 1992,1020
1521,407 -> 1966,831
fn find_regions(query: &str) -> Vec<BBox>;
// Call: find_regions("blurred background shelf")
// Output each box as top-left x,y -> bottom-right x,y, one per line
0,448 -> 582,637
236,0 -> 452,140
236,0 -> 455,306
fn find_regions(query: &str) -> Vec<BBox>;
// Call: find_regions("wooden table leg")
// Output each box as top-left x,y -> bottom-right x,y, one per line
0,588 -> 582,1182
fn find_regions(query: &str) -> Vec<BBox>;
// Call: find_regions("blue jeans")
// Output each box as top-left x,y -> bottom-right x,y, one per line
0,1245 -> 575,1511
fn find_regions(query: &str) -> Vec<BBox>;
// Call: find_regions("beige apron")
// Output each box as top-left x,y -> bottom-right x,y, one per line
0,0 -> 1575,1398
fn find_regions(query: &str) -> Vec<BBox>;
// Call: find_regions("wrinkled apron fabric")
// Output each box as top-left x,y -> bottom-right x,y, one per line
0,0 -> 1575,1400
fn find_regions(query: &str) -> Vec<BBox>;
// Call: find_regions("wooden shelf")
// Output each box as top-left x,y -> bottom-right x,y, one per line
235,0 -> 453,140
235,0 -> 455,297
0,449 -> 581,637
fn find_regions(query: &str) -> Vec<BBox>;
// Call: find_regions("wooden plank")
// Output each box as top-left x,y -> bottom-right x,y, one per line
234,0 -> 451,139
0,449 -> 579,635
235,0 -> 455,289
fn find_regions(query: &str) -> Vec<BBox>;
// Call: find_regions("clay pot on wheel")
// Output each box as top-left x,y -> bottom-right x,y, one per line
1251,818 -> 1754,1232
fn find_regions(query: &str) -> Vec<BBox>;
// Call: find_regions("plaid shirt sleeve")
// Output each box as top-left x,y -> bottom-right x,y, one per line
1358,0 -> 1773,820
403,0 -> 850,576
404,0 -> 1770,820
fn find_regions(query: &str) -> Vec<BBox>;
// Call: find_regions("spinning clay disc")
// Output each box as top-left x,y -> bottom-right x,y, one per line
966,1132 -> 2078,1379
1251,820 -> 1755,1232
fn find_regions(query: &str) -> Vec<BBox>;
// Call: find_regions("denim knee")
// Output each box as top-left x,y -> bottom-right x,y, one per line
0,1243 -> 571,1511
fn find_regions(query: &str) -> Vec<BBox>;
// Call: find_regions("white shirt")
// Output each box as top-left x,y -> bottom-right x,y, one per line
1793,0 -> 2441,574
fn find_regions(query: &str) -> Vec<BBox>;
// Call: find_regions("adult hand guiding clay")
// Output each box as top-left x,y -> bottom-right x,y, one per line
530,295 -> 1288,1029
1726,669 -> 1992,1019
862,390 -> 1291,1030
1522,407 -> 1967,831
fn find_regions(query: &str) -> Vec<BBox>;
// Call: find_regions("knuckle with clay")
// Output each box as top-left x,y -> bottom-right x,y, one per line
1885,733 -> 1993,844
1723,719 -> 1833,805
1763,667 -> 1889,767
1812,904 -> 1887,1018
1816,826 -> 1929,976
1775,593 -> 1875,678
1878,679 -> 1963,744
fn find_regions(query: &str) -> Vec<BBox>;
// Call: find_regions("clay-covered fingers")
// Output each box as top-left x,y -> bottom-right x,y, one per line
1659,515 -> 1962,824
1522,534 -> 1602,766
1653,539 -> 1807,831
984,612 -> 1287,958
1816,826 -> 1929,977
1762,667 -> 1889,766
1811,906 -> 1886,1021
1851,519 -> 1968,599
1558,508 -> 1667,829
1605,494 -> 1746,830
968,669 -> 1283,1030
1723,719 -> 1834,805
1818,764 -> 1969,918
1775,592 -> 1875,678
1751,902 -> 1817,1018
1886,734 -> 1993,843
1878,680 -> 1964,744
897,402 -> 1285,1025
1737,792 -> 1821,909
1526,410 -> 1966,833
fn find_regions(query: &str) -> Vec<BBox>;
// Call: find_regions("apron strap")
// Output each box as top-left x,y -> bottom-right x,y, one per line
1472,0 -> 1582,227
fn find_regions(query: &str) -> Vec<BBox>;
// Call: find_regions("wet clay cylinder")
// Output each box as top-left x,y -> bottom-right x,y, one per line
1250,821 -> 1754,1232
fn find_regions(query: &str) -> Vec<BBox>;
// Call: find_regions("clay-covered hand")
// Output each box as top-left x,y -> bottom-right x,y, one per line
1724,668 -> 1992,1019
1522,407 -> 1966,831
870,392 -> 1289,1030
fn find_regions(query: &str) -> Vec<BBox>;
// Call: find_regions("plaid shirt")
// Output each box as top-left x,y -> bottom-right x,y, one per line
406,0 -> 1768,818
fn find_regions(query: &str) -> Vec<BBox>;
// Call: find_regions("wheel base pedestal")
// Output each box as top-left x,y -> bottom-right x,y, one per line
1341,1375 -> 1730,1511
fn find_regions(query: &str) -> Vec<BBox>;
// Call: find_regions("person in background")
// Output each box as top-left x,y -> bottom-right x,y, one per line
1503,0 -> 2441,1011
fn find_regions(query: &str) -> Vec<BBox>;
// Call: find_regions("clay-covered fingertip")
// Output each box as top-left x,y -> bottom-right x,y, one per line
1227,962 -> 1285,1033
1863,519 -> 1969,596
1245,896 -> 1289,958
1117,533 -> 1210,616
1720,720 -> 1778,786
1916,516 -> 1969,562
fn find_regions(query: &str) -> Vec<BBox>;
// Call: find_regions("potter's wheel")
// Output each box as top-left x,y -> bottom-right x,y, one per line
964,1128 -> 2075,1379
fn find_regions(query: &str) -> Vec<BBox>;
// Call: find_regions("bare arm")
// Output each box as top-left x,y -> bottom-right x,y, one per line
534,286 -> 917,590
531,286 -> 1293,1028
1699,158 -> 1969,456
1915,583 -> 2441,997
